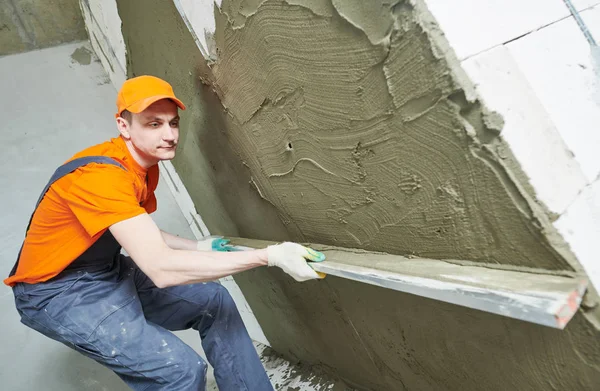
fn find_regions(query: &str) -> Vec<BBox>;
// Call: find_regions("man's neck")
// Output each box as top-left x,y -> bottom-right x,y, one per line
122,138 -> 156,169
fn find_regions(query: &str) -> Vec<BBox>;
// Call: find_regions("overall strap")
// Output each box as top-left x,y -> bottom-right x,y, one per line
9,156 -> 126,278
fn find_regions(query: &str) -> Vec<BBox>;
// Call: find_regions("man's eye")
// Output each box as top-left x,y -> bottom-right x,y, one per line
149,123 -> 159,127
170,122 -> 179,127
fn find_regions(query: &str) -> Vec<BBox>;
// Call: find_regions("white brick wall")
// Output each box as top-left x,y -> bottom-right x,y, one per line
506,13 -> 600,182
426,0 -> 572,60
462,46 -> 588,215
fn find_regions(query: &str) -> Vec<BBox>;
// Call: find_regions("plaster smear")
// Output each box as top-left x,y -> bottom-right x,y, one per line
115,0 -> 600,389
210,0 -> 575,271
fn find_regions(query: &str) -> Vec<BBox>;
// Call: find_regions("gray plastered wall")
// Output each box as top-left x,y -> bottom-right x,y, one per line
0,0 -> 87,55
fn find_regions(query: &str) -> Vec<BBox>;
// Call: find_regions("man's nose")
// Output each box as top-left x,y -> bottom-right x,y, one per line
162,125 -> 177,141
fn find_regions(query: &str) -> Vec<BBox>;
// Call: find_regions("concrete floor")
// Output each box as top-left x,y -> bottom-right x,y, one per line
0,41 -> 219,390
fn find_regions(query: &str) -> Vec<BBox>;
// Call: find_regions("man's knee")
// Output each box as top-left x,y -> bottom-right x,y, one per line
192,282 -> 238,315
213,283 -> 237,312
195,283 -> 242,332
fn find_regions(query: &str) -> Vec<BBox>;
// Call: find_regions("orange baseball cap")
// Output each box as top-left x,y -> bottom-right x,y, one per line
116,75 -> 186,118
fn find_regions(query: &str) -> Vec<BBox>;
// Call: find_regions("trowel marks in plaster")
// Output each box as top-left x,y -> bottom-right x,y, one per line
211,0 -> 574,270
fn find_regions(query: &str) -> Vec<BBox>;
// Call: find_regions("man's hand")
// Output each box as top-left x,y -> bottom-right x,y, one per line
266,242 -> 326,282
196,236 -> 232,252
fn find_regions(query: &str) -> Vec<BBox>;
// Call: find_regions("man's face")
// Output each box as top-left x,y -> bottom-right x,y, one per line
118,99 -> 180,165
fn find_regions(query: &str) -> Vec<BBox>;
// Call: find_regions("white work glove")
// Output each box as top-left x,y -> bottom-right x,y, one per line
196,235 -> 231,252
266,242 -> 326,282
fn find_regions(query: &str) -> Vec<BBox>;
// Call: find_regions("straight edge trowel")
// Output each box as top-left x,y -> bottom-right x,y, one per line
212,236 -> 588,330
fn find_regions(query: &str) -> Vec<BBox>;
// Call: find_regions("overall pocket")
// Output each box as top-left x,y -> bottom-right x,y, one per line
43,272 -> 137,341
14,272 -> 89,314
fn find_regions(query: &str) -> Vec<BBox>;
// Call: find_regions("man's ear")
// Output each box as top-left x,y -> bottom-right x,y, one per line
116,117 -> 131,139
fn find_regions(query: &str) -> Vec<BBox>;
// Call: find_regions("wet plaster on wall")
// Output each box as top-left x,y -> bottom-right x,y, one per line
0,0 -> 87,55
210,0 -> 578,271
116,0 -> 600,389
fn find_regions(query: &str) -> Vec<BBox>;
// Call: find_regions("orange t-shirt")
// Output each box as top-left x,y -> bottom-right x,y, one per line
4,136 -> 159,287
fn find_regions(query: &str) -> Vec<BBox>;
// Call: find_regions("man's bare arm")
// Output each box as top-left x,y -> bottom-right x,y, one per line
160,230 -> 198,251
110,213 -> 268,288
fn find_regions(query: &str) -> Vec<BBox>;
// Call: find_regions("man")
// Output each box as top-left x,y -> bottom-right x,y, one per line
5,75 -> 324,390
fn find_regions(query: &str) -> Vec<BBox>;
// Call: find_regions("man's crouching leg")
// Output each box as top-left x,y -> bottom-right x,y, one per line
13,272 -> 208,390
134,267 -> 274,391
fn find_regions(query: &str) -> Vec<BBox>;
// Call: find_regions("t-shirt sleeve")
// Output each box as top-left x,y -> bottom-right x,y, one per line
63,165 -> 147,237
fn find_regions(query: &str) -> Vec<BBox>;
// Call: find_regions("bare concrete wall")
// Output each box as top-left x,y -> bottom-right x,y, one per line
116,0 -> 600,389
0,0 -> 87,55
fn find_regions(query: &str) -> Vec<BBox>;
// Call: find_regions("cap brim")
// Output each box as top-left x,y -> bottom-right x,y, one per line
126,95 -> 186,114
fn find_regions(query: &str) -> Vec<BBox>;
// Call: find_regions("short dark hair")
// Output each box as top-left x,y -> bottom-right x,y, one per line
120,110 -> 132,123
